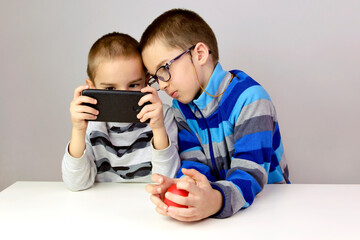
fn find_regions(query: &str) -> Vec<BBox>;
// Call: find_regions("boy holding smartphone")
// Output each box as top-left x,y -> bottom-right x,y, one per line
62,32 -> 180,191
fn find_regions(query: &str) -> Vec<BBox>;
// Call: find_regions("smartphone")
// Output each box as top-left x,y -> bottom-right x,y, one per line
81,89 -> 150,123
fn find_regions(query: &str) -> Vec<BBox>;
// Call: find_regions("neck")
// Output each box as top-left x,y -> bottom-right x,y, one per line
193,61 -> 217,98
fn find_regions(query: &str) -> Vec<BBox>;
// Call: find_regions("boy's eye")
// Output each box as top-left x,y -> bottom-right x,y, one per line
129,84 -> 139,88
106,87 -> 116,90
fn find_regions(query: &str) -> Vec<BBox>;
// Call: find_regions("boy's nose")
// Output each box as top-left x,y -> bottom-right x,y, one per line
159,80 -> 169,90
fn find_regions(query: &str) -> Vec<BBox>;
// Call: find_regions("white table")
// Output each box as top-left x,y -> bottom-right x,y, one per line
0,182 -> 359,240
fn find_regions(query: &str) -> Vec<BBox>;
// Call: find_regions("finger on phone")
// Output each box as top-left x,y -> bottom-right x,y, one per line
137,104 -> 153,121
141,86 -> 156,94
138,93 -> 153,107
76,105 -> 99,116
76,113 -> 97,120
77,95 -> 97,105
74,85 -> 89,98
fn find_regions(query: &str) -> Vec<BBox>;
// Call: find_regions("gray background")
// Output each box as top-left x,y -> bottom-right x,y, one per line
1,0 -> 359,191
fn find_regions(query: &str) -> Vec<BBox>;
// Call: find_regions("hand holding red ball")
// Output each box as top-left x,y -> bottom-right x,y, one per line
164,184 -> 189,208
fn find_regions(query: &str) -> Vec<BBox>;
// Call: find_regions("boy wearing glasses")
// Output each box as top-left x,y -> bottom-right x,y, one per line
62,32 -> 180,191
141,9 -> 290,221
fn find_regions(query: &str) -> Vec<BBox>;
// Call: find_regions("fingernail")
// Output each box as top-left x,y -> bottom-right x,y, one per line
157,188 -> 161,193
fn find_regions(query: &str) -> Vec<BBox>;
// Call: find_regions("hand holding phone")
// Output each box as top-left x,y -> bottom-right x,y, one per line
70,85 -> 99,131
81,89 -> 150,123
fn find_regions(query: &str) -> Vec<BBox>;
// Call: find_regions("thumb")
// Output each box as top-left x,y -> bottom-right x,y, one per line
181,168 -> 207,183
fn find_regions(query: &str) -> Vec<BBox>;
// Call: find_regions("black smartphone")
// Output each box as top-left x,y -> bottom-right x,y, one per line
81,89 -> 150,123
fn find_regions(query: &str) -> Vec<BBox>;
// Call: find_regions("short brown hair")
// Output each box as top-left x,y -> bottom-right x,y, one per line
139,9 -> 219,63
87,32 -> 140,81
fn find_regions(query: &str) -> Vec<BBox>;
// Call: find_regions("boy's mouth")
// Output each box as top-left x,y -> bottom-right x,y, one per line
168,90 -> 178,98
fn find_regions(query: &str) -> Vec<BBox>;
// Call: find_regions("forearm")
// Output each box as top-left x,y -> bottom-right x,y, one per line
68,128 -> 86,158
210,167 -> 264,218
151,105 -> 181,177
152,127 -> 169,150
151,136 -> 180,178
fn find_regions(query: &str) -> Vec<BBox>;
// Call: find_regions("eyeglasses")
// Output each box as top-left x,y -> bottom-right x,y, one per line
147,45 -> 196,90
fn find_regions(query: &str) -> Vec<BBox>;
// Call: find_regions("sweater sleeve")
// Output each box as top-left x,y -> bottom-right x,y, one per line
61,139 -> 97,191
210,87 -> 280,218
150,105 -> 181,178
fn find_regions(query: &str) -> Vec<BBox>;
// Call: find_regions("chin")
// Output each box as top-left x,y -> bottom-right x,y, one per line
176,97 -> 192,104
179,100 -> 191,104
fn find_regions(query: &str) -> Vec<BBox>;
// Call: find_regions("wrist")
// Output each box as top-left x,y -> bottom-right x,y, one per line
69,128 -> 86,158
152,127 -> 169,150
208,188 -> 224,217
72,125 -> 86,134
211,188 -> 224,216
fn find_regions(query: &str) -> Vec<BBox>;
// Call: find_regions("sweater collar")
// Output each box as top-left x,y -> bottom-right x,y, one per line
192,62 -> 228,110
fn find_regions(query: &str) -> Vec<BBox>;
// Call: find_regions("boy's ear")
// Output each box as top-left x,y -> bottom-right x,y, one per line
193,42 -> 210,66
85,79 -> 95,89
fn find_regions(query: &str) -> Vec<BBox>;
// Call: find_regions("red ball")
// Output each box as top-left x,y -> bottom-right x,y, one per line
164,184 -> 189,208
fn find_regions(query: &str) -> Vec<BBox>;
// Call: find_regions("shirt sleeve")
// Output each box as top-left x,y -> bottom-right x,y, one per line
61,138 -> 97,191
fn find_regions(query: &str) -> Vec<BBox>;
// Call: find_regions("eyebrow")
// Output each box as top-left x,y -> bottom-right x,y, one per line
99,83 -> 116,86
99,78 -> 144,86
155,59 -> 169,70
128,78 -> 144,84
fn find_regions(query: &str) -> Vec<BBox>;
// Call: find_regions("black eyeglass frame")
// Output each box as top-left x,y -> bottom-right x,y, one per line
147,45 -> 197,87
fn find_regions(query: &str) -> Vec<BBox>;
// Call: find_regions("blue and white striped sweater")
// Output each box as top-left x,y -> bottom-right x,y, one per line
172,63 -> 290,218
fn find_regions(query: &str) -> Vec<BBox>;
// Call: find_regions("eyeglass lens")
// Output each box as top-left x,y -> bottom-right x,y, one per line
156,66 -> 171,82
150,80 -> 160,91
